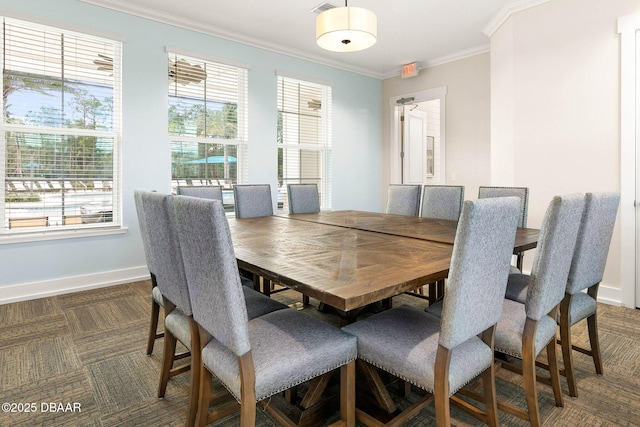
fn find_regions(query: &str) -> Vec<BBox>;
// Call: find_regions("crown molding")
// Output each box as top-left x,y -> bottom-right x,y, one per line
381,44 -> 490,80
618,11 -> 640,33
80,0 -> 384,79
483,0 -> 552,37
0,6 -> 126,41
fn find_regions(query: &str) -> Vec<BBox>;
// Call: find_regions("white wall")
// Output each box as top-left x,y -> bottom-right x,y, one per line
490,0 -> 640,305
0,0 -> 382,301
382,53 -> 492,209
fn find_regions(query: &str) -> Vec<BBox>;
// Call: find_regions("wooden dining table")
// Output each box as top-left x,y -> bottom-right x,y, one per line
228,214 -> 453,312
227,210 -> 539,315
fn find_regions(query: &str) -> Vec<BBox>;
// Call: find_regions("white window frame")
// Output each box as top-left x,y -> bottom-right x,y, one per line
167,48 -> 249,194
0,16 -> 123,243
277,73 -> 332,211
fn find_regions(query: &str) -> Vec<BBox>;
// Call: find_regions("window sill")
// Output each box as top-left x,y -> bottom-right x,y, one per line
0,225 -> 128,245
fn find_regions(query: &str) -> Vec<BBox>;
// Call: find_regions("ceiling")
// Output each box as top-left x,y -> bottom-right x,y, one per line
81,0 -> 545,79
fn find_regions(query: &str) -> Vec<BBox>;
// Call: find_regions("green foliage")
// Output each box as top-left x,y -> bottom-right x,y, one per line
3,70 -> 64,119
168,100 -> 237,139
5,193 -> 41,203
3,71 -> 114,180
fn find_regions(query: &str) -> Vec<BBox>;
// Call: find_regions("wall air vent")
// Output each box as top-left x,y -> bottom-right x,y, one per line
311,2 -> 337,14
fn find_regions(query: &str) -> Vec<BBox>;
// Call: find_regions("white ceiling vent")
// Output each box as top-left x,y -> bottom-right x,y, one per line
311,2 -> 337,14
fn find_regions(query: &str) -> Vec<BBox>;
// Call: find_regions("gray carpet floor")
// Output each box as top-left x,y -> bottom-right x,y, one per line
1,280 -> 639,426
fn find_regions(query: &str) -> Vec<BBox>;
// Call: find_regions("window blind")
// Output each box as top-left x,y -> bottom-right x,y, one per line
1,17 -> 122,233
168,51 -> 248,198
277,75 -> 332,211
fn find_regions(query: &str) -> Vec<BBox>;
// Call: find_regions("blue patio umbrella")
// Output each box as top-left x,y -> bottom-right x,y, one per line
22,162 -> 42,168
185,155 -> 237,164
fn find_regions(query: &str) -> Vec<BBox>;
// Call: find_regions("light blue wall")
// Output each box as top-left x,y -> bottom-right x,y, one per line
0,0 -> 382,289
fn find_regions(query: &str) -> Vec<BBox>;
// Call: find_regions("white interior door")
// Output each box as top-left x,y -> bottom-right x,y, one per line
402,108 -> 428,185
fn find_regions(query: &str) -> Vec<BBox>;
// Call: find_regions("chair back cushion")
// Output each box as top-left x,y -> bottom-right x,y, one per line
140,192 -> 192,315
134,189 -> 155,274
478,186 -> 529,227
174,196 -> 251,357
566,192 -> 620,295
439,197 -> 520,349
385,184 -> 421,216
176,185 -> 223,200
525,194 -> 585,320
287,183 -> 321,214
233,184 -> 274,218
420,185 -> 464,221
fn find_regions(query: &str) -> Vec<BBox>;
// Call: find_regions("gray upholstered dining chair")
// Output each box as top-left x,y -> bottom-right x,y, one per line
177,185 -> 223,200
286,183 -> 320,214
506,192 -> 620,397
140,191 -> 199,426
413,185 -> 465,303
560,192 -> 619,397
478,186 -> 529,271
343,197 -> 520,426
420,185 -> 465,221
139,191 -> 287,427
285,183 -> 319,305
385,184 -> 422,216
233,183 -> 296,297
493,194 -> 585,426
173,196 -> 357,427
133,190 -> 164,356
233,184 -> 273,218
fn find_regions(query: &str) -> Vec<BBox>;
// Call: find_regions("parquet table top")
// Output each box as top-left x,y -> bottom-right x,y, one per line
282,210 -> 539,253
229,211 -> 539,313
228,215 -> 453,312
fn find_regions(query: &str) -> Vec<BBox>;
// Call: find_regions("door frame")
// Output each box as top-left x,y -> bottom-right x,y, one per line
389,86 -> 447,185
618,12 -> 640,308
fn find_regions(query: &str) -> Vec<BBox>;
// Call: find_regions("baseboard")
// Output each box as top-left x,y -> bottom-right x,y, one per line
0,266 -> 150,305
597,284 -> 622,307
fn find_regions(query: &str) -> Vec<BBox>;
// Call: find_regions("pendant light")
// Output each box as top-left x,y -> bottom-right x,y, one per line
316,1 -> 377,52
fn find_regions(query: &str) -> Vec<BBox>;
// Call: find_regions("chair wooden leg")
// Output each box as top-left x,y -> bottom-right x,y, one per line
587,312 -> 603,375
196,365 -> 213,427
434,345 -> 452,427
147,298 -> 161,355
474,366 -> 498,427
147,276 -> 163,356
480,327 -> 499,427
186,317 -> 201,427
238,352 -> 257,426
158,329 -> 178,398
546,337 -> 564,407
340,361 -> 356,427
522,319 -> 541,427
587,284 -> 603,375
560,295 -> 578,397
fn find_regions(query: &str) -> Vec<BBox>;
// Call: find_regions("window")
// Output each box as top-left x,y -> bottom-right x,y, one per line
277,75 -> 332,211
168,50 -> 248,211
1,17 -> 121,235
